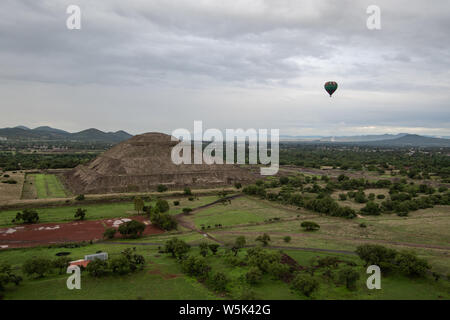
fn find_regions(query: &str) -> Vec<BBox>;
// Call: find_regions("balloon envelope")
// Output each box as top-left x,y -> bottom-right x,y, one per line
324,81 -> 338,97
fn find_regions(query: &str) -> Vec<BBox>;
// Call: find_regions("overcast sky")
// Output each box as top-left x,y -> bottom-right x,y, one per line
0,0 -> 449,136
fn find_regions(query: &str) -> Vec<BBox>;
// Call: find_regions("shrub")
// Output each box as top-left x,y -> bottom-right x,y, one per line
109,256 -> 132,275
301,221 -> 320,231
155,199 -> 170,213
355,244 -> 397,273
337,266 -> 360,290
360,202 -> 381,216
267,262 -> 290,280
164,238 -> 191,259
118,220 -> 146,239
181,256 -> 211,279
208,244 -> 220,255
183,187 -> 192,195
199,242 -> 209,257
338,194 -> 347,201
103,227 -> 117,239
359,223 -> 367,228
0,263 -> 22,293
86,259 -> 109,277
255,233 -> 271,246
150,212 -> 178,230
52,257 -> 71,274
394,251 -> 430,278
234,182 -> 242,189
74,208 -> 86,221
22,258 -> 52,278
377,194 -> 386,199
188,197 -> 194,201
157,184 -> 168,192
12,209 -> 39,224
75,194 -> 85,201
2,179 -> 17,184
283,236 -> 292,243
246,267 -> 263,285
173,201 -> 180,206
354,191 -> 367,203
291,274 -> 319,297
182,207 -> 193,215
209,272 -> 229,292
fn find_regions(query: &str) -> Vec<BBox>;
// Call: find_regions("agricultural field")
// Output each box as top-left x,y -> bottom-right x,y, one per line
28,174 -> 69,199
0,171 -> 25,201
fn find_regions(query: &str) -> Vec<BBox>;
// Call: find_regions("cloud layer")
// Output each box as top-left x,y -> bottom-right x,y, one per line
0,0 -> 449,135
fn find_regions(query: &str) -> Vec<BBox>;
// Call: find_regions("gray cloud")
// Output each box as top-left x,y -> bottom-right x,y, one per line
0,0 -> 449,135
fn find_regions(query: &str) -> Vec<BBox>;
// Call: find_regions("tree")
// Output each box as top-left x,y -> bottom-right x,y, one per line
208,244 -> 220,255
394,251 -> 430,278
246,267 -> 263,285
118,220 -> 146,239
52,257 -> 71,274
283,236 -> 291,243
291,274 -> 319,297
231,236 -> 247,256
210,272 -> 229,292
301,221 -> 320,231
199,242 -> 209,257
157,184 -> 168,192
75,194 -> 85,201
74,208 -> 86,220
360,202 -> 381,215
0,263 -> 22,293
173,200 -> 180,206
86,259 -> 109,277
109,256 -> 132,275
134,196 -> 144,214
234,182 -> 242,189
164,238 -> 191,259
181,256 -> 211,280
12,209 -> 39,224
155,199 -> 170,213
255,233 -> 271,247
103,227 -> 116,239
184,187 -> 192,195
22,258 -> 52,278
339,193 -> 347,201
182,207 -> 193,215
337,266 -> 360,290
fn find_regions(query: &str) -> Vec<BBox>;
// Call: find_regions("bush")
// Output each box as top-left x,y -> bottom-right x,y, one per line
337,266 -> 360,290
354,191 -> 367,203
291,274 -> 319,297
246,267 -> 263,285
181,256 -> 211,279
183,187 -> 192,195
103,227 -> 117,239
75,194 -> 85,201
12,209 -> 39,224
188,196 -> 195,201
199,242 -> 209,257
359,223 -> 367,228
157,184 -> 168,192
182,207 -> 193,215
338,194 -> 347,201
109,256 -> 132,275
164,238 -> 191,259
0,263 -> 22,293
360,202 -> 381,216
377,194 -> 386,199
234,182 -> 242,189
255,233 -> 271,246
208,244 -> 220,255
301,221 -> 320,231
52,257 -> 71,274
155,199 -> 170,213
209,272 -> 229,292
283,236 -> 291,243
394,251 -> 430,278
173,201 -> 180,206
118,220 -> 146,239
74,208 -> 86,221
150,212 -> 178,230
2,179 -> 17,184
86,259 -> 109,277
22,258 -> 52,278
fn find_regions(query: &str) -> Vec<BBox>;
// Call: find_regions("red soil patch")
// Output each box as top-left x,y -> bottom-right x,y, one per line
148,269 -> 179,279
0,216 -> 164,249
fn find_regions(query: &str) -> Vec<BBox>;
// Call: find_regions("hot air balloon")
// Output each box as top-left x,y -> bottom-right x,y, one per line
324,81 -> 338,97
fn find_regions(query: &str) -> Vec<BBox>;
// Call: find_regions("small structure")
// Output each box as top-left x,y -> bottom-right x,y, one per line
85,252 -> 108,261
69,259 -> 90,268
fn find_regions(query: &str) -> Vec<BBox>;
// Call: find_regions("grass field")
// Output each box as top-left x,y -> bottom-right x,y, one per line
1,241 -> 448,300
32,174 -> 68,199
0,171 -> 25,201
0,195 -> 220,227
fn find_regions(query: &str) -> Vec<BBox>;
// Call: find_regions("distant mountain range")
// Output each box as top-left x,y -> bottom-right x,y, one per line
0,126 -> 133,143
282,133 -> 450,147
1,126 -> 449,147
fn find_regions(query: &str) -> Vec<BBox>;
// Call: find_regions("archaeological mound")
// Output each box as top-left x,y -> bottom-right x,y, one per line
64,132 -> 256,194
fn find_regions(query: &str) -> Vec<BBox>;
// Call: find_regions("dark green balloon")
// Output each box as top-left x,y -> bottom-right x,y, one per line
324,81 -> 338,97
